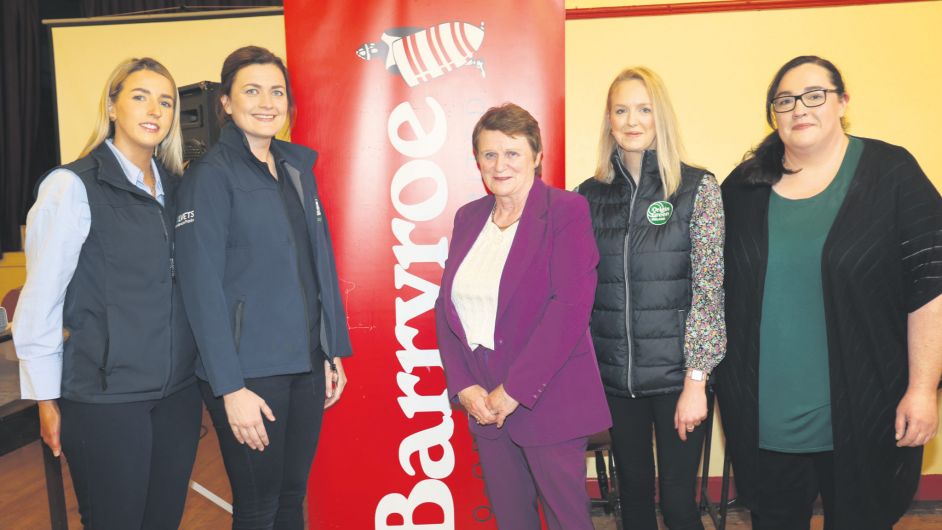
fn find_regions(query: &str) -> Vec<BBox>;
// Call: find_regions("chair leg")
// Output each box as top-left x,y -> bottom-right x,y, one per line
719,443 -> 732,530
42,443 -> 68,530
700,390 -> 715,512
595,449 -> 611,514
608,449 -> 623,530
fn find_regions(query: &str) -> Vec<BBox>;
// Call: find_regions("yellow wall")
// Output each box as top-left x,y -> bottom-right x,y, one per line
565,1 -> 942,190
0,253 -> 25,313
51,12 -> 286,163
565,0 -> 942,476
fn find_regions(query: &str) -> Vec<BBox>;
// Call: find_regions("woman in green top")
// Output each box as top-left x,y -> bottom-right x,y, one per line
717,55 -> 942,530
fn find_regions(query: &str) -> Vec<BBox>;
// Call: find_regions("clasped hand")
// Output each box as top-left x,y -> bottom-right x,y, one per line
458,384 -> 519,428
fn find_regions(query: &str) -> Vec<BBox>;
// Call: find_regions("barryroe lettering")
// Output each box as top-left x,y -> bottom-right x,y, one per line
375,96 -> 456,529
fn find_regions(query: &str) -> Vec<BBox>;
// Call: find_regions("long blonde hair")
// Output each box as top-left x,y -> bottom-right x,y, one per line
80,58 -> 184,176
594,66 -> 686,198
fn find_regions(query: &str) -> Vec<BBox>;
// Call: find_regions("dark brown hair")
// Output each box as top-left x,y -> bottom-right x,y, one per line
472,103 -> 543,175
217,45 -> 295,129
739,55 -> 848,185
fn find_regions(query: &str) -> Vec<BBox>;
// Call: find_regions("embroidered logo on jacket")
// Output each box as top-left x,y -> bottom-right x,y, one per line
175,210 -> 195,228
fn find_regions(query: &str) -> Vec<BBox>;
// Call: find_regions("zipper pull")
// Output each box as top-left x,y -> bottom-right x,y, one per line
99,367 -> 108,390
170,257 -> 176,279
314,197 -> 322,220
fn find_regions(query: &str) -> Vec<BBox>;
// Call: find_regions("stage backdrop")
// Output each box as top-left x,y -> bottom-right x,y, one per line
284,1 -> 565,528
46,7 -> 286,164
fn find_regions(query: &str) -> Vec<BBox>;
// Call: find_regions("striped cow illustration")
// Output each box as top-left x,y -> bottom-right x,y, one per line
356,22 -> 485,87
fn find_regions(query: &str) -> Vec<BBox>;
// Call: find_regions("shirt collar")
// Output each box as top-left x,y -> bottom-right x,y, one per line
104,139 -> 165,201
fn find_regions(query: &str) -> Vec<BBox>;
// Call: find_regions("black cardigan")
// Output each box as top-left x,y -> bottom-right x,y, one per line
716,137 -> 942,528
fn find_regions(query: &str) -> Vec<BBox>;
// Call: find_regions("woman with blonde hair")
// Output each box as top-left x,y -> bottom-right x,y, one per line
576,66 -> 726,530
13,57 -> 200,530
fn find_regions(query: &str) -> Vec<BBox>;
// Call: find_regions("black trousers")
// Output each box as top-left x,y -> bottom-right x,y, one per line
201,367 -> 325,530
751,449 -> 834,530
59,383 -> 202,530
750,449 -> 888,530
608,391 -> 706,530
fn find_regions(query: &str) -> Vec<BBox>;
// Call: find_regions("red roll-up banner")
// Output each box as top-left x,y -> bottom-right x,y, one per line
284,1 -> 565,528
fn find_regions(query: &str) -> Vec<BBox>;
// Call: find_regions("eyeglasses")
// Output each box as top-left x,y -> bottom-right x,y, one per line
770,89 -> 840,113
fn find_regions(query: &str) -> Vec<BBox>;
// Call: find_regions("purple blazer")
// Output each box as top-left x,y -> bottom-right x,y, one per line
435,177 -> 612,447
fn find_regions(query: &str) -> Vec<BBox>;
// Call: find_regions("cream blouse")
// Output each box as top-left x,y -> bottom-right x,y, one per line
451,218 -> 520,350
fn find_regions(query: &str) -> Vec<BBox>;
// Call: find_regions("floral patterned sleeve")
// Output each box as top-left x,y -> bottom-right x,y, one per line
684,174 -> 726,372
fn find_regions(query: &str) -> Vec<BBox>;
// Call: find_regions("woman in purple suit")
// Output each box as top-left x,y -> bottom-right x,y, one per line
435,103 -> 612,530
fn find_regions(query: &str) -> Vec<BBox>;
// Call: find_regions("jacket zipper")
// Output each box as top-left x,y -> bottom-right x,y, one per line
99,335 -> 110,390
156,201 -> 175,391
311,194 -> 328,361
234,299 -> 245,352
624,172 -> 639,397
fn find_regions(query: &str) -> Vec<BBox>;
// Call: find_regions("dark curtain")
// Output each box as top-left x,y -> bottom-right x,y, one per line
0,0 -> 282,259
0,0 -> 42,256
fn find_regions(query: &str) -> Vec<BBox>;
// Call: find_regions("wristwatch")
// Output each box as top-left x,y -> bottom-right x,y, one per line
687,368 -> 708,382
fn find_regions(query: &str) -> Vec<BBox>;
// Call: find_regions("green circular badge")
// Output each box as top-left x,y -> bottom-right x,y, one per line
646,201 -> 673,226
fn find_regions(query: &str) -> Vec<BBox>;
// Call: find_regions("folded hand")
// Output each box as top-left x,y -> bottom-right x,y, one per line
486,384 -> 520,428
458,384 -> 497,426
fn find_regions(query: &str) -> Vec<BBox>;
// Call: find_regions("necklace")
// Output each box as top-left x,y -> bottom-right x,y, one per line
491,203 -> 522,231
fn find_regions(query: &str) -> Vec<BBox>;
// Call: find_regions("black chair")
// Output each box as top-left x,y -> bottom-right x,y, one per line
587,429 -> 622,529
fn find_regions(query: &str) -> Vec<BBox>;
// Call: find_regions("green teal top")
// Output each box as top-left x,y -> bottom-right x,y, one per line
758,136 -> 863,453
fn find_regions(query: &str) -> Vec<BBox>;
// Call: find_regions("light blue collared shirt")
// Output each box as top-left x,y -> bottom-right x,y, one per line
105,139 -> 165,206
13,141 -> 165,400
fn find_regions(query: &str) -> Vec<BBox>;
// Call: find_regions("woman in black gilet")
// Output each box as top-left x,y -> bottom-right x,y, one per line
576,66 -> 726,530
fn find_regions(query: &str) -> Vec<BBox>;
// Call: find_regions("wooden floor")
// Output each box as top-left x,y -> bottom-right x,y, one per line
589,502 -> 942,529
0,411 -> 234,529
1,412 -> 941,529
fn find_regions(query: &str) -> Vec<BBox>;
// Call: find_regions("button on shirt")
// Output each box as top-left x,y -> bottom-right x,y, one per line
13,140 -> 165,400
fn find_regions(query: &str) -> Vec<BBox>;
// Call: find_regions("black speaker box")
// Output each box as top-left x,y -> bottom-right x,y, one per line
178,81 -> 220,163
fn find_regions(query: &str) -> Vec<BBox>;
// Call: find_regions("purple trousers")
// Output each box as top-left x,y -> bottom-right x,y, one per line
476,433 -> 593,530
